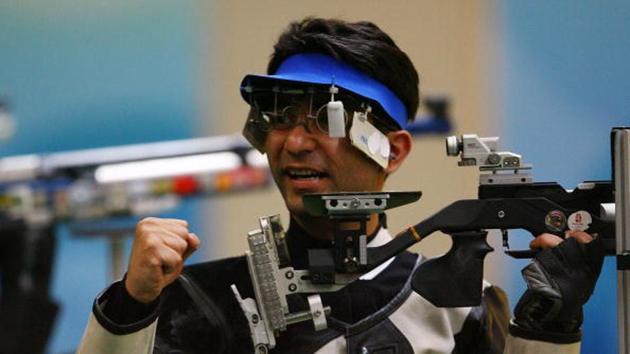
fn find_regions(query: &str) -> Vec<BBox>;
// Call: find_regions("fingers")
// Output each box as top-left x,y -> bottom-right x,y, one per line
158,245 -> 185,276
142,217 -> 189,237
164,229 -> 200,260
530,230 -> 595,251
183,233 -> 201,259
160,218 -> 189,227
161,232 -> 192,256
565,230 -> 594,244
530,233 -> 563,250
156,232 -> 200,279
137,217 -> 199,257
126,217 -> 201,303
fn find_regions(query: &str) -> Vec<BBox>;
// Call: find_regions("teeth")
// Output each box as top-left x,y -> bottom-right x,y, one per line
287,169 -> 322,178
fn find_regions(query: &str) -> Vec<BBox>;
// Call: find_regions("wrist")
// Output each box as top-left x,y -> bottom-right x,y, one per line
96,279 -> 161,333
124,276 -> 161,304
509,320 -> 581,344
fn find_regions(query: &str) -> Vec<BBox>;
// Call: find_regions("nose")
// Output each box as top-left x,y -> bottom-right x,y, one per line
283,119 -> 317,156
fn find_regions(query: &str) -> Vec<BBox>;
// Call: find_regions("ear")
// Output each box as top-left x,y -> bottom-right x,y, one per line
385,130 -> 412,175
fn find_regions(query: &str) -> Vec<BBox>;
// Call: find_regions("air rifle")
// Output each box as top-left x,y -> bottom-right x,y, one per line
235,128 -> 627,352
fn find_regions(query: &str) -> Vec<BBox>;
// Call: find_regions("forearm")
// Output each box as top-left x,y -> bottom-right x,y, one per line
76,281 -> 160,354
76,313 -> 157,354
504,334 -> 579,354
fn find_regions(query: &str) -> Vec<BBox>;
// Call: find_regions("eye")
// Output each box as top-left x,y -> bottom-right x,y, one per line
267,112 -> 288,126
282,106 -> 300,123
268,106 -> 299,129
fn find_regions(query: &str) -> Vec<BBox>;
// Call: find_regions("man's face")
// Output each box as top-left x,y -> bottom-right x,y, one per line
262,105 -> 387,217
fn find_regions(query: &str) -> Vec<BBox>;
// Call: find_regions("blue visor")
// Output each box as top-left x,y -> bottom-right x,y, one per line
240,53 -> 408,130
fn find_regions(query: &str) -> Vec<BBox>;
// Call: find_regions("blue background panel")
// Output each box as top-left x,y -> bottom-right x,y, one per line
499,1 -> 630,353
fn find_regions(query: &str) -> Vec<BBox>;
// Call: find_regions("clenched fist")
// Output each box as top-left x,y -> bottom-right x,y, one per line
125,217 -> 200,303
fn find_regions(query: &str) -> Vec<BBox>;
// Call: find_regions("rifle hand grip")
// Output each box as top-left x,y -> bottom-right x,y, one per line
411,230 -> 493,307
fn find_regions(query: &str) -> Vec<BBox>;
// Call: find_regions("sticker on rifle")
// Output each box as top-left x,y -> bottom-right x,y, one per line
545,210 -> 567,232
568,211 -> 592,231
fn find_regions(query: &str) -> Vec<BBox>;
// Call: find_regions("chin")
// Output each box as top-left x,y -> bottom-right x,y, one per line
286,201 -> 307,217
281,193 -> 303,214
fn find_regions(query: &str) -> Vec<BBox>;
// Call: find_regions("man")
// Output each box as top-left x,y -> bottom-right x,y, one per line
77,18 -> 603,353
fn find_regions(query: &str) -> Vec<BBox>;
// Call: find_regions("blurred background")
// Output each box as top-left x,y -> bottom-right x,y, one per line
0,0 -> 628,353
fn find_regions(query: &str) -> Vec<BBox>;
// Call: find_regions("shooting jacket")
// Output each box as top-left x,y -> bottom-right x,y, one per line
77,223 -> 580,354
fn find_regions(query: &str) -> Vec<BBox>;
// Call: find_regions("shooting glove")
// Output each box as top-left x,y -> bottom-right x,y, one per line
511,236 -> 605,343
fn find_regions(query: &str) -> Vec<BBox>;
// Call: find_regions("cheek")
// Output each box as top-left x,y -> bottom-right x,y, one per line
264,131 -> 281,151
264,133 -> 285,163
340,139 -> 374,167
331,141 -> 380,180
319,137 -> 340,154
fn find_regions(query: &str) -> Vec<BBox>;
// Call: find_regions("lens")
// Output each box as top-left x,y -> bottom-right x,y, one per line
315,103 -> 348,134
315,104 -> 329,132
248,88 -> 391,135
243,108 -> 270,151
261,105 -> 300,130
248,107 -> 272,132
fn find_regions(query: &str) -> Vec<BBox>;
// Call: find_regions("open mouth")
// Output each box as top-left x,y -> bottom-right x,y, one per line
284,168 -> 328,180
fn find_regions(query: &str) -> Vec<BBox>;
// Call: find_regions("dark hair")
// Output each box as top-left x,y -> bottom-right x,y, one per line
268,17 -> 420,124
